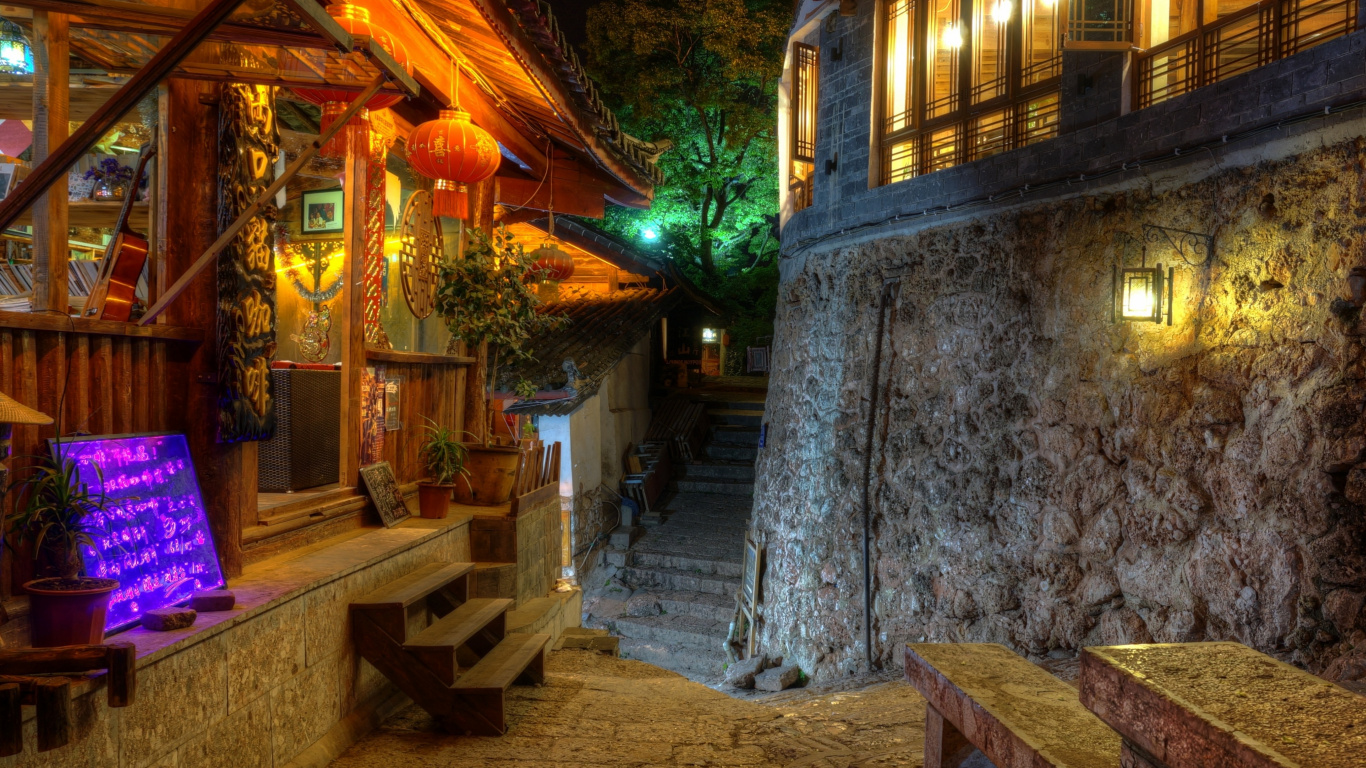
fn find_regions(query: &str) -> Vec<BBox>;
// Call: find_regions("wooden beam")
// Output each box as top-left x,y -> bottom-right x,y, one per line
31,10 -> 69,312
339,127 -> 366,487
495,175 -> 606,220
0,0 -> 248,234
139,74 -> 384,325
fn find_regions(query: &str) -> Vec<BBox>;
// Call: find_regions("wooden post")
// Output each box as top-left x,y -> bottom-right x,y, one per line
31,11 -> 69,313
33,678 -> 70,753
105,641 -> 136,707
0,683 -> 19,757
339,131 -> 367,487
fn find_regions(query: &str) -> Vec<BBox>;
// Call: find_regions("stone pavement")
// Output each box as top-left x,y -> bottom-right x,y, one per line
327,650 -> 925,767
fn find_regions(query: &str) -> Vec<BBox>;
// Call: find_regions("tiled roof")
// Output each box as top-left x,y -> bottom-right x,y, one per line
502,287 -> 683,416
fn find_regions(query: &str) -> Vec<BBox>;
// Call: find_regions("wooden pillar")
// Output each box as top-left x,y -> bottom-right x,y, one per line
339,133 -> 367,487
160,79 -> 249,577
31,11 -> 69,313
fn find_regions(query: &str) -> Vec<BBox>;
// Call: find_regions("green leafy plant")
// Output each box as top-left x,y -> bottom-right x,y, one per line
514,378 -> 538,400
5,448 -> 114,581
419,419 -> 471,486
521,420 -> 537,439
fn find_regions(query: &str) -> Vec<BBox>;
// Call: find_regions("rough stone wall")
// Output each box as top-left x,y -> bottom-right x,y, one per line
756,137 -> 1366,681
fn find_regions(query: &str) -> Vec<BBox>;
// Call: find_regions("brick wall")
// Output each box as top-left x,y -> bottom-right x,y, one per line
784,12 -> 1366,249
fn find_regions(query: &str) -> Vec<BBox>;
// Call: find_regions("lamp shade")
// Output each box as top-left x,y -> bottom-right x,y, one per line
530,243 -> 574,282
407,109 -> 501,219
291,4 -> 411,158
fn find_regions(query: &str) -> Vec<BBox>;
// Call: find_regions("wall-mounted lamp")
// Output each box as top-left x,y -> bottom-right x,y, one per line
1113,224 -> 1213,325
942,22 -> 964,49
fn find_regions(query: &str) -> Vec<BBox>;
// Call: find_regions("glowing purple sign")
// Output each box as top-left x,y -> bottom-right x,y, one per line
51,434 -> 225,633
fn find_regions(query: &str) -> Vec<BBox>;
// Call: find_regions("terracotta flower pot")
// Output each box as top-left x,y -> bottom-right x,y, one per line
452,445 -> 520,505
417,482 -> 454,519
25,577 -> 119,647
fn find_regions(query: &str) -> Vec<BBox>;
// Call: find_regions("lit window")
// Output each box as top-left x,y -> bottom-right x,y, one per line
790,42 -> 820,213
880,0 -> 1061,183
702,328 -> 718,343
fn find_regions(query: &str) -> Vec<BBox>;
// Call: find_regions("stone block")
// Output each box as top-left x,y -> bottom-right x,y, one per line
190,590 -> 236,612
269,653 -> 341,765
225,598 -> 306,712
723,654 -> 768,689
176,691 -> 273,768
754,664 -> 800,692
120,634 -> 229,767
625,593 -> 661,617
142,608 -> 197,631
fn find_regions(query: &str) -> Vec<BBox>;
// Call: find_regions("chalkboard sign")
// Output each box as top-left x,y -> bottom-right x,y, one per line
52,433 -> 225,633
359,461 -> 409,528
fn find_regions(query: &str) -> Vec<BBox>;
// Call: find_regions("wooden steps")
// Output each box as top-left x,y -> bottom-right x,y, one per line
451,632 -> 550,736
404,598 -> 512,685
349,562 -> 548,736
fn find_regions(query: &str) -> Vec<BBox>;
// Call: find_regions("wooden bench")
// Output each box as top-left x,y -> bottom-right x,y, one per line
904,643 -> 1121,768
1082,642 -> 1366,768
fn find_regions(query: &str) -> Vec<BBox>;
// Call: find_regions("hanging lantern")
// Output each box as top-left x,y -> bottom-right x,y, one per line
291,4 -> 411,158
407,108 -> 500,219
0,20 -> 31,76
530,242 -> 574,282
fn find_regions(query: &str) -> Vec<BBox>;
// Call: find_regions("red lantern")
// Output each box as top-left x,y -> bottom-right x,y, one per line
291,4 -> 411,158
530,243 -> 574,282
407,108 -> 500,219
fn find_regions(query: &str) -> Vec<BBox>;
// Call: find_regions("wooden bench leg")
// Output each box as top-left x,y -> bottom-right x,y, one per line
1121,740 -> 1170,768
925,704 -> 978,768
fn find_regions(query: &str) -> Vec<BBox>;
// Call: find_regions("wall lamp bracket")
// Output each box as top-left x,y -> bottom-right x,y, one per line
826,153 -> 839,175
1143,223 -> 1214,267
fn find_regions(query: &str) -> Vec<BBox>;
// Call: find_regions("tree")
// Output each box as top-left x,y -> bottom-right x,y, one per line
586,0 -> 788,278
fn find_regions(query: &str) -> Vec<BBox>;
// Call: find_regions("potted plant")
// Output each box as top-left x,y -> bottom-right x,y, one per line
435,226 -> 564,505
417,419 -> 469,520
84,157 -> 133,201
6,448 -> 118,647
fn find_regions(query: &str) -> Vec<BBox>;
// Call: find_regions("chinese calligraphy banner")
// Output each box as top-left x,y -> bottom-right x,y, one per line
216,84 -> 280,442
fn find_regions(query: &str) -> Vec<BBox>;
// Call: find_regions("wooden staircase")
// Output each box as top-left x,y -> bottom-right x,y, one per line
350,561 -> 550,735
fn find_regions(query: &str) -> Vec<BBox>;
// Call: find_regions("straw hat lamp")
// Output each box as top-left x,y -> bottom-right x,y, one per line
0,390 -> 52,461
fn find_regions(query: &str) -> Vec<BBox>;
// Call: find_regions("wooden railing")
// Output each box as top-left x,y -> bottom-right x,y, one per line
1136,0 -> 1358,109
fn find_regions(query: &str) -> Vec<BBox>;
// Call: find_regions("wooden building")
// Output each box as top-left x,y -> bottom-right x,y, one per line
0,0 -> 659,762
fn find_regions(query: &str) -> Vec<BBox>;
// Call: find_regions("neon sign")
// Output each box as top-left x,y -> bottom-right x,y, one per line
51,434 -> 224,633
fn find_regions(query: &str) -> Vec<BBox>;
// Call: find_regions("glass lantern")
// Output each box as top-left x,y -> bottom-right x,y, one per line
0,20 -> 31,76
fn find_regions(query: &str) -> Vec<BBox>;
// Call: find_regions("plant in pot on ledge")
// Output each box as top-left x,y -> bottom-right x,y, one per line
7,447 -> 118,647
435,225 -> 564,506
417,419 -> 469,519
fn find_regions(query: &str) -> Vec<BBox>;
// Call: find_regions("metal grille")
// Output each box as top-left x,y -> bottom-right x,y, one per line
1018,91 -> 1061,145
969,109 -> 1012,160
792,43 -> 819,162
884,137 -> 921,184
1138,0 -> 1356,109
926,126 -> 961,172
258,369 -> 341,493
1067,0 -> 1134,45
885,0 -> 917,133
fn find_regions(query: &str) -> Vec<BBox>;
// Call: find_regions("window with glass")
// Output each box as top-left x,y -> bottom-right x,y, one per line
1135,0 -> 1357,108
881,0 -> 1062,184
790,42 -> 819,212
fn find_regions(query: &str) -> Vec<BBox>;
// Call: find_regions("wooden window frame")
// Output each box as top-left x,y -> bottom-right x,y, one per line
879,0 -> 1063,184
790,41 -> 820,212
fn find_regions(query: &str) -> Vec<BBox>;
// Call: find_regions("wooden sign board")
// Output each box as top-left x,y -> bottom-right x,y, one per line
741,532 -> 762,610
359,461 -> 409,528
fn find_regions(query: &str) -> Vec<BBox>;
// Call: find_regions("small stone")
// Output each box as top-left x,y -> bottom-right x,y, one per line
189,590 -> 236,612
625,593 -> 661,617
754,664 -> 801,692
724,654 -> 768,689
142,607 -> 197,631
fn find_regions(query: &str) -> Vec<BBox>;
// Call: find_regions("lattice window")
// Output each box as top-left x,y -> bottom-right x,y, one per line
791,42 -> 819,212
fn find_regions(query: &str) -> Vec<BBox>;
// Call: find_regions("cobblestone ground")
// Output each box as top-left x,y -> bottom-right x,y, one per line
329,650 -> 926,767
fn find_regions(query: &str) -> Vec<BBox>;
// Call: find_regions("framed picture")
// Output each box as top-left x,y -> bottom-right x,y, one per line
359,461 -> 409,528
0,163 -> 19,201
301,188 -> 344,234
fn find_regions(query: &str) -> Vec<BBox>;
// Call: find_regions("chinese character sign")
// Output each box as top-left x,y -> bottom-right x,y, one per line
53,434 -> 225,633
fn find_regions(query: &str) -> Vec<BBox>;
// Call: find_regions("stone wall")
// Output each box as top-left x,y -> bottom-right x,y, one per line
5,519 -> 471,768
756,136 -> 1366,682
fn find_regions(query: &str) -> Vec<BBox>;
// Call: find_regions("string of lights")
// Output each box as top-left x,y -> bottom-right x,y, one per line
781,96 -> 1366,261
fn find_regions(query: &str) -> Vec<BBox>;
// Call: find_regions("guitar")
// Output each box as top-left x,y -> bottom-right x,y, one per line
85,144 -> 155,322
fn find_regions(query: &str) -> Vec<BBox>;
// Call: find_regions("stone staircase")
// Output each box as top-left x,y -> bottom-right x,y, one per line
586,397 -> 763,684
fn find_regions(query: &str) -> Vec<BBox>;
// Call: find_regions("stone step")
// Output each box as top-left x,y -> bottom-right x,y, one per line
679,463 -> 755,481
653,590 -> 738,623
705,409 -> 763,427
709,425 -> 760,446
703,442 -> 758,461
675,478 -> 755,495
615,637 -> 727,680
722,400 -> 766,412
621,565 -> 740,596
631,549 -> 744,578
610,613 -> 730,651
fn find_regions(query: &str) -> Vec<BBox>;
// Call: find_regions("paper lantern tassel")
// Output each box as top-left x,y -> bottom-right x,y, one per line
433,180 -> 469,220
317,103 -> 371,159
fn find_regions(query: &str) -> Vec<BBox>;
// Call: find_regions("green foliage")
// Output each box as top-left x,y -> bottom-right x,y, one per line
585,0 -> 785,359
435,226 -> 564,367
513,378 -> 539,400
585,0 -> 787,276
418,419 -> 470,486
5,448 -> 114,581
